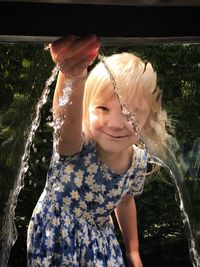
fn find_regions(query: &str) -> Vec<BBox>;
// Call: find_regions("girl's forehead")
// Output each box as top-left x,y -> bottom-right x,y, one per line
89,81 -> 151,112
91,90 -> 116,105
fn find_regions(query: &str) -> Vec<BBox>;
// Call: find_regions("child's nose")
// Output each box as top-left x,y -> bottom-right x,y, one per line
107,111 -> 125,129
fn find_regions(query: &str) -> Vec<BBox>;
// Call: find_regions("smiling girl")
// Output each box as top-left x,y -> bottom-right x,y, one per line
27,35 -> 169,267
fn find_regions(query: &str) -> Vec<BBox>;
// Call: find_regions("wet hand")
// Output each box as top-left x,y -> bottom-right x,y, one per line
50,34 -> 101,80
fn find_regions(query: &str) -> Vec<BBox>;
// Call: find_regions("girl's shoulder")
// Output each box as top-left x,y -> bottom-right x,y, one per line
57,138 -> 97,164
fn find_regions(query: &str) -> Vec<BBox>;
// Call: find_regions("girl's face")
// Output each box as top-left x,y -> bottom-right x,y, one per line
88,93 -> 150,156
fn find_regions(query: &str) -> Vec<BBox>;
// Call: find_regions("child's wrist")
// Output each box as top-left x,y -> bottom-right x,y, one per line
126,249 -> 139,254
126,249 -> 140,259
62,68 -> 87,82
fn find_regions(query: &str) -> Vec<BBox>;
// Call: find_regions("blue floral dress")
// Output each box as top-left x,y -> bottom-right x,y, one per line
27,140 -> 147,267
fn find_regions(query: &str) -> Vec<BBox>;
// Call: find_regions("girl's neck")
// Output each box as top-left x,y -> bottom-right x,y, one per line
97,146 -> 133,175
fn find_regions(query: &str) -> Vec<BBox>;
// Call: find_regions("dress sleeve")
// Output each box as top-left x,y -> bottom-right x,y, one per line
57,137 -> 96,167
46,138 -> 92,185
54,132 -> 87,164
127,172 -> 146,197
127,147 -> 148,197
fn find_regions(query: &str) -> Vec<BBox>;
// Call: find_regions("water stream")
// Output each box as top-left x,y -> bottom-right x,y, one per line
0,65 -> 59,267
147,145 -> 200,266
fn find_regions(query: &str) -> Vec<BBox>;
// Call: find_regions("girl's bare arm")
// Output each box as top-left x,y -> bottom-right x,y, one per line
50,35 -> 100,155
115,194 -> 143,267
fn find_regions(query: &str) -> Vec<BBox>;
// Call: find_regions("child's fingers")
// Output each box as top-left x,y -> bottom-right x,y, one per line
71,34 -> 98,54
59,49 -> 99,79
65,39 -> 100,73
55,35 -> 99,63
49,35 -> 76,62
72,39 -> 100,61
50,35 -> 76,53
50,34 -> 100,78
71,50 -> 99,72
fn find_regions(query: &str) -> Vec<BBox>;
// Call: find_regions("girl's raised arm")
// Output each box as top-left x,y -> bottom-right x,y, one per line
50,35 -> 100,155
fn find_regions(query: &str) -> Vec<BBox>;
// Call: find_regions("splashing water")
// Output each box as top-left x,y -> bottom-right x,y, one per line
0,65 -> 59,267
47,75 -> 74,169
147,146 -> 200,267
58,79 -> 73,107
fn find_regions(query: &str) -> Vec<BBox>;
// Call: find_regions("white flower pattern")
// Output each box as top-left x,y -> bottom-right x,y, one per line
27,140 -> 147,266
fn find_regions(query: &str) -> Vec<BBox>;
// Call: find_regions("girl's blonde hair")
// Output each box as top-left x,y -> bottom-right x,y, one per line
83,52 -> 171,157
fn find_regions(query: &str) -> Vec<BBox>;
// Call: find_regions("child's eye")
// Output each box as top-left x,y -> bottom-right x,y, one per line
96,106 -> 109,112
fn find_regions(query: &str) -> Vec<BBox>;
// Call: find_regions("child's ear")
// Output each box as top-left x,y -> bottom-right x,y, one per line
153,86 -> 162,105
156,90 -> 163,105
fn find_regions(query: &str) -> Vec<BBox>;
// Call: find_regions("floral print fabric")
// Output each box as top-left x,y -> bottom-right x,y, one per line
27,140 -> 147,267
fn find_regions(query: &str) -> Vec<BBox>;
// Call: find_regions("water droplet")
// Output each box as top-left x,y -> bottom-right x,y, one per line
58,79 -> 73,107
42,157 -> 46,162
46,115 -> 52,121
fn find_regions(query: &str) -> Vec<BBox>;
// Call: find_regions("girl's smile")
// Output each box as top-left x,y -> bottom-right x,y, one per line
103,132 -> 130,138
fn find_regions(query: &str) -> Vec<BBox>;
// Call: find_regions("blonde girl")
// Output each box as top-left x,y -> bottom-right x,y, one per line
27,35 -> 169,267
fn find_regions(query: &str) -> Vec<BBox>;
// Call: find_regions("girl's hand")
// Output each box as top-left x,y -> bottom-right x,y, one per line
126,250 -> 143,267
50,34 -> 101,80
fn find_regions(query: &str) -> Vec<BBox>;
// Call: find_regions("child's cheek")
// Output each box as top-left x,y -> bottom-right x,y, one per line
89,111 -> 99,124
89,112 -> 100,131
